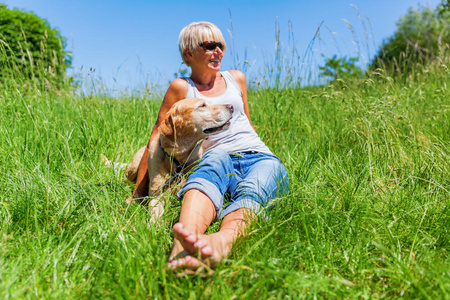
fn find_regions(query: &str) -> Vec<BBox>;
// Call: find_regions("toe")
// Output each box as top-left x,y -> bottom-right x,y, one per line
185,234 -> 198,244
173,222 -> 182,230
172,223 -> 184,234
173,223 -> 190,239
168,256 -> 201,270
183,256 -> 201,270
168,257 -> 183,269
201,245 -> 214,257
193,239 -> 208,250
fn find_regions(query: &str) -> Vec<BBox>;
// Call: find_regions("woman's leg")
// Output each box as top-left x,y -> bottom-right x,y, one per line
220,152 -> 289,218
169,148 -> 234,266
169,189 -> 216,261
168,149 -> 266,270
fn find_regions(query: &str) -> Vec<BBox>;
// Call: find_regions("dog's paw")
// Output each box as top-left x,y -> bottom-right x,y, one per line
125,196 -> 134,205
102,153 -> 128,169
101,153 -> 112,167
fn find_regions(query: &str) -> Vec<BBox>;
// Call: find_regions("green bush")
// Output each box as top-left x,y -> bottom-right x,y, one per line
370,4 -> 450,76
439,0 -> 450,14
0,4 -> 72,88
319,55 -> 363,83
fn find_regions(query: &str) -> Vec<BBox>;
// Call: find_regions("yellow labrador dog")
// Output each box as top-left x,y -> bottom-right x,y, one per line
125,98 -> 233,220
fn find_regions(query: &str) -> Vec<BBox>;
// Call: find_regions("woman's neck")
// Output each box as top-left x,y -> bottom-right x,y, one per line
190,71 -> 220,88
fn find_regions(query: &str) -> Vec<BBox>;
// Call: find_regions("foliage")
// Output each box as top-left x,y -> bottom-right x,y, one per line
0,4 -> 71,88
173,66 -> 190,80
318,55 -> 363,83
370,5 -> 450,75
439,0 -> 450,14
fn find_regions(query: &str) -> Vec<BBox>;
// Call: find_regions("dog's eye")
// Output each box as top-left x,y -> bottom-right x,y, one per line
199,103 -> 207,108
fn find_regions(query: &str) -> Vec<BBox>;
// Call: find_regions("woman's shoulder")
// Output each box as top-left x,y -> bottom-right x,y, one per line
227,70 -> 246,85
227,70 -> 245,80
166,78 -> 189,99
169,77 -> 189,89
226,70 -> 247,94
164,78 -> 188,100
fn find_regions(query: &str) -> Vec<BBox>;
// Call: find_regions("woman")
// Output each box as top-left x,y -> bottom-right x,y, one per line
132,21 -> 288,270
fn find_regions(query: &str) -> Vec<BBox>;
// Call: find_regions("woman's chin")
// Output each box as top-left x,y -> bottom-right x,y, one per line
211,66 -> 221,72
209,61 -> 221,70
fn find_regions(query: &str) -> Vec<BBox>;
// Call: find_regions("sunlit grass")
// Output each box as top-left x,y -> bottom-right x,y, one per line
1,9 -> 450,297
1,57 -> 449,298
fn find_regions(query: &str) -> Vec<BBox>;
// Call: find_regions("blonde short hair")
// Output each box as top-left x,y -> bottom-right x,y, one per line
178,21 -> 227,66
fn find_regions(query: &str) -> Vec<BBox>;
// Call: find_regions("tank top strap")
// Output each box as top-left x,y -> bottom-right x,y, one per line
183,76 -> 195,87
183,76 -> 199,99
221,71 -> 242,96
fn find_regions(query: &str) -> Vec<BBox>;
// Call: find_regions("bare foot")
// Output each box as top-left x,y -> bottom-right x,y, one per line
169,223 -> 224,270
168,209 -> 253,271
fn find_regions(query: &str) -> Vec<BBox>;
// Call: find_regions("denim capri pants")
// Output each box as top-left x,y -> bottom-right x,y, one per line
177,147 -> 289,219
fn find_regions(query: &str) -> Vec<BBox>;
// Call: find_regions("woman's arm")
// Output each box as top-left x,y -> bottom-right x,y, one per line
132,78 -> 188,198
229,70 -> 256,132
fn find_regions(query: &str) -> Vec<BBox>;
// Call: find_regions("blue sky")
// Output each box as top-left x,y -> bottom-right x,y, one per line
2,0 -> 442,93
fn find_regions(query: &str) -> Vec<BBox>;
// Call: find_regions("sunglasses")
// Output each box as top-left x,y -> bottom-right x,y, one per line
199,41 -> 224,52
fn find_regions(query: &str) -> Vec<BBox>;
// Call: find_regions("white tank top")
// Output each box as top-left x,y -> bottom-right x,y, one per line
184,71 -> 272,154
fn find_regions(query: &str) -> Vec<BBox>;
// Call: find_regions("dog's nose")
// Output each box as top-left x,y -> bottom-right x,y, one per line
226,104 -> 234,113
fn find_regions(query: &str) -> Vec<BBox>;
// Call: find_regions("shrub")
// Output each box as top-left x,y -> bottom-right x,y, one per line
439,0 -> 450,14
0,4 -> 72,88
370,5 -> 450,76
319,55 -> 363,83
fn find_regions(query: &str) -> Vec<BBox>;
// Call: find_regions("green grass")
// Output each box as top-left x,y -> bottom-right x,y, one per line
0,63 -> 449,298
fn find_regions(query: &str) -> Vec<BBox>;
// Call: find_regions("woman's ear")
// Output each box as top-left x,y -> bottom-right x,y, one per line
184,48 -> 195,62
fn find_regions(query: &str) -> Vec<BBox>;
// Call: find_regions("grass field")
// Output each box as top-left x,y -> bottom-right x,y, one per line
0,61 -> 449,299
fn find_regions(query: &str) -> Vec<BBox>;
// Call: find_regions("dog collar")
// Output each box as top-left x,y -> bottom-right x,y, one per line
159,141 -> 182,170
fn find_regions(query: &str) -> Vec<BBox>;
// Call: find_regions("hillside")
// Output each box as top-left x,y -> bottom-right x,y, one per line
0,65 -> 449,298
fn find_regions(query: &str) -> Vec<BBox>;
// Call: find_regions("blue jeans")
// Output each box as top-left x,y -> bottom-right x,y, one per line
177,148 -> 289,219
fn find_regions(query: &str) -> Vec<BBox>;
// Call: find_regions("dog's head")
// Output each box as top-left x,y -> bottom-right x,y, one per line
159,98 -> 233,148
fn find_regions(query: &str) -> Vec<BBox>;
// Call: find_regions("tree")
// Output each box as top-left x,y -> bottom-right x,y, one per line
319,55 -> 363,83
370,5 -> 450,75
0,4 -> 72,87
439,0 -> 449,14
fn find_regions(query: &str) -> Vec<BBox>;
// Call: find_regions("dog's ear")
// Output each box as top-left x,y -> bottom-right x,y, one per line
159,112 -> 180,143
